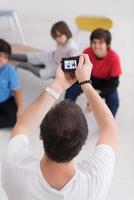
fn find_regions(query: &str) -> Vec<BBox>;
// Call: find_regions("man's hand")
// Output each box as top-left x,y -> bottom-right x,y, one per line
53,55 -> 92,92
75,54 -> 93,83
52,64 -> 76,93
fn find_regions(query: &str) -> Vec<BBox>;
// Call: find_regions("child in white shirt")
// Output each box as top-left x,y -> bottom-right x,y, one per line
11,21 -> 78,79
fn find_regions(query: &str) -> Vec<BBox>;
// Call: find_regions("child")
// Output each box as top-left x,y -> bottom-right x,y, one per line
10,21 -> 78,79
0,39 -> 23,128
65,28 -> 122,117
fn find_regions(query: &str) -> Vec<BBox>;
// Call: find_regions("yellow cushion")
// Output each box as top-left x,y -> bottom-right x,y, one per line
75,16 -> 113,31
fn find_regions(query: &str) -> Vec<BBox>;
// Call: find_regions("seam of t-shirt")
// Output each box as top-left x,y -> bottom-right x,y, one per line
78,144 -> 115,167
95,144 -> 115,157
9,134 -> 29,145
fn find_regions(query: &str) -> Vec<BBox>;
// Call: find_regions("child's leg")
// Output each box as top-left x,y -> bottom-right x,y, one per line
16,62 -> 43,78
10,54 -> 45,69
65,82 -> 83,102
24,51 -> 54,79
105,89 -> 119,117
10,54 -> 28,62
0,97 -> 17,128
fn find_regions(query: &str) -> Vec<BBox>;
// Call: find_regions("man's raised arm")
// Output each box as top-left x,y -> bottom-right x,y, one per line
75,55 -> 118,151
11,65 -> 76,139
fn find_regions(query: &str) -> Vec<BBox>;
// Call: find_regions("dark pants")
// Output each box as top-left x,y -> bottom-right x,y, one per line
65,82 -> 119,117
0,97 -> 17,128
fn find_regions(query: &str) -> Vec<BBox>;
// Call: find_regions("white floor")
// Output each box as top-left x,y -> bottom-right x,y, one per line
0,15 -> 134,200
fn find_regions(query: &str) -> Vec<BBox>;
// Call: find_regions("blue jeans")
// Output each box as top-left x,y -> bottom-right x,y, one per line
65,82 -> 119,117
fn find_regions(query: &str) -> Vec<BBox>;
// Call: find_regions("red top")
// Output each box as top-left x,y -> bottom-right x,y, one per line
83,47 -> 122,79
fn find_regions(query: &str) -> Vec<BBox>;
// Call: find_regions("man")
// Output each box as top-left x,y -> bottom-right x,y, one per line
2,55 -> 118,200
65,28 -> 122,116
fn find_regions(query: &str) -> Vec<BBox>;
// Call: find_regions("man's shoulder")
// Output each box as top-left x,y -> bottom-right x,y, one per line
77,144 -> 115,174
76,145 -> 115,200
4,135 -> 38,168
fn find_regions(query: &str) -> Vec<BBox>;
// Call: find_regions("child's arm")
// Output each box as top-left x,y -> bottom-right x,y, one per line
13,88 -> 23,118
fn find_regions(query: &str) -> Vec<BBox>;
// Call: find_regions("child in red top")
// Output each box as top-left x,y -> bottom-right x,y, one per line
65,28 -> 122,116
83,47 -> 121,79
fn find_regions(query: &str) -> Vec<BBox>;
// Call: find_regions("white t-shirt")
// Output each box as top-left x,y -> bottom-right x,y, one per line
27,39 -> 78,79
2,135 -> 115,200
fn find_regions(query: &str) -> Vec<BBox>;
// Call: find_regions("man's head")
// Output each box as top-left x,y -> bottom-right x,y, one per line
90,28 -> 112,58
40,100 -> 88,163
51,21 -> 72,45
0,39 -> 11,68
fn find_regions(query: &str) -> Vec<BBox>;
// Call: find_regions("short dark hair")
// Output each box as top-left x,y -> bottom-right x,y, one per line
0,39 -> 12,56
51,21 -> 72,40
40,100 -> 88,163
90,28 -> 112,47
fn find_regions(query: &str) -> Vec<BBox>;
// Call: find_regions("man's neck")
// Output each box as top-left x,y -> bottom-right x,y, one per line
40,156 -> 76,190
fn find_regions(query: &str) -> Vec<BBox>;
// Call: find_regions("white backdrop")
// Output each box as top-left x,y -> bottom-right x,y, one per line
0,0 -> 134,51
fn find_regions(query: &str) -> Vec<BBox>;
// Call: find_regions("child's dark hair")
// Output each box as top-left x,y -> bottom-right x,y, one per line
90,28 -> 112,47
0,39 -> 12,56
51,21 -> 72,40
